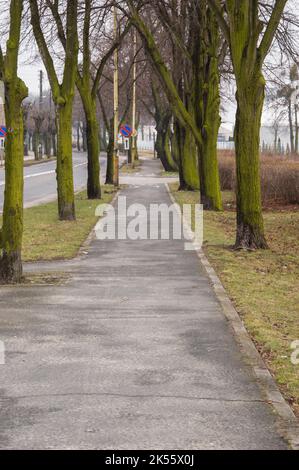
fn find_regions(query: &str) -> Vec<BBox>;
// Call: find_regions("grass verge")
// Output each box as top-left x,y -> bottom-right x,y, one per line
169,183 -> 299,418
161,170 -> 179,178
2,186 -> 117,262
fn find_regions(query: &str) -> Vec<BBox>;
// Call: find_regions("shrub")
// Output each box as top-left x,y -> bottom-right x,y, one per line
218,151 -> 299,206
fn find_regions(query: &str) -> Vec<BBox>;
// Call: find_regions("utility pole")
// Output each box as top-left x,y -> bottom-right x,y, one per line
113,4 -> 119,187
131,28 -> 138,167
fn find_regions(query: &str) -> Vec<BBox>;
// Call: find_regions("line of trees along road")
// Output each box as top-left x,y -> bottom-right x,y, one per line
0,0 -> 292,282
124,0 -> 288,249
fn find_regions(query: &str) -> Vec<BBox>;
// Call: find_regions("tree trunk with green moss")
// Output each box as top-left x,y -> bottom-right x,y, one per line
155,111 -> 177,172
79,92 -> 101,199
152,82 -> 180,173
44,132 -> 49,157
75,0 -> 101,200
172,120 -> 185,189
170,126 -> 180,170
171,43 -> 199,190
234,72 -> 267,249
181,127 -> 200,191
208,0 -> 287,248
0,0 -> 28,283
165,125 -> 178,172
180,98 -> 200,190
194,6 -> 222,209
0,94 -> 27,282
30,0 -> 78,221
56,100 -> 75,220
86,112 -> 101,198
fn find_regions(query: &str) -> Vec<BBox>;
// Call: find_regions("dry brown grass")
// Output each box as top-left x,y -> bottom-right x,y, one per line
218,151 -> 299,206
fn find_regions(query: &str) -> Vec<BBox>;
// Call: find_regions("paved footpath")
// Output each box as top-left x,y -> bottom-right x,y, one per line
0,159 -> 292,449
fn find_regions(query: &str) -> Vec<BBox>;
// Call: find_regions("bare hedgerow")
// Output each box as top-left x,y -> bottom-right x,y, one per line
218,151 -> 299,206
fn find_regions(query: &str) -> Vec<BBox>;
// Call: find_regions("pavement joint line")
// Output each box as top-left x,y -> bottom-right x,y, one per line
165,182 -> 299,450
0,392 -> 288,404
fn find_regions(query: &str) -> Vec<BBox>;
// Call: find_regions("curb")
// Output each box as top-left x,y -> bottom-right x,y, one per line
166,183 -> 299,450
77,159 -> 127,257
77,189 -> 120,258
22,188 -> 120,270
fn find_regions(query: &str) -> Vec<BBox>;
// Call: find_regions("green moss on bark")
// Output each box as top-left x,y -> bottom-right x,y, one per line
56,101 -> 76,221
234,73 -> 268,249
208,0 -> 287,247
0,0 -> 28,283
81,95 -> 101,199
181,125 -> 200,191
194,5 -> 222,210
29,0 -> 79,221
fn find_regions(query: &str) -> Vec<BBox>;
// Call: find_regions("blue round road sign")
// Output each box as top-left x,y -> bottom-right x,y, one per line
0,126 -> 7,138
120,125 -> 133,138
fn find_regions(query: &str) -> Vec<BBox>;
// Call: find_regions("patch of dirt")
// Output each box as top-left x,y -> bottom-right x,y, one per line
22,272 -> 71,286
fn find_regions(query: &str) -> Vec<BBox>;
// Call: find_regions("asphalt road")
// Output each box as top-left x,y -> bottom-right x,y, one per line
0,151 -> 111,212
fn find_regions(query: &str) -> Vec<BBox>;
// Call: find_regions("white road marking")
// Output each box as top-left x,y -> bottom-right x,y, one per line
0,162 -> 87,187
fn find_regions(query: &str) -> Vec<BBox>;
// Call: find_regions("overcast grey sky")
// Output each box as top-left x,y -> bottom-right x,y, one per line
19,62 -> 48,97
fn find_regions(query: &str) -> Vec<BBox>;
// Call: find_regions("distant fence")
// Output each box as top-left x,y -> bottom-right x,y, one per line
217,141 -> 235,151
137,140 -> 155,151
137,140 -> 235,152
136,139 -> 291,155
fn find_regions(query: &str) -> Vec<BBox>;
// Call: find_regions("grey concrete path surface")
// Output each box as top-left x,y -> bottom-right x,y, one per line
0,158 -> 292,449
